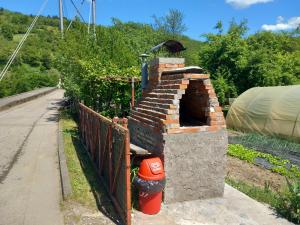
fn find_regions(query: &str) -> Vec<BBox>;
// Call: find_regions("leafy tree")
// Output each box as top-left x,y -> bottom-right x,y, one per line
199,20 -> 300,105
152,9 -> 187,38
1,23 -> 14,40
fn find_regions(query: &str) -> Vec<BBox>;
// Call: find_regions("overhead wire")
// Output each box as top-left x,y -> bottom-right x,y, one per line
0,0 -> 49,82
66,0 -> 87,31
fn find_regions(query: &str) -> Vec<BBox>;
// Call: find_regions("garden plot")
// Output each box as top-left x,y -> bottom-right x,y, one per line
228,131 -> 300,167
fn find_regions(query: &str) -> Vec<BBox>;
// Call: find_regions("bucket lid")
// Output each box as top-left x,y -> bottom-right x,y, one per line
138,157 -> 165,181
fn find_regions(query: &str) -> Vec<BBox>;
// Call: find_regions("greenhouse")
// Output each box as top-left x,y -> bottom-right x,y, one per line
226,85 -> 300,141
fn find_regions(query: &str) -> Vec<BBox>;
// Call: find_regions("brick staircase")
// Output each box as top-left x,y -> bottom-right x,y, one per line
129,72 -> 220,133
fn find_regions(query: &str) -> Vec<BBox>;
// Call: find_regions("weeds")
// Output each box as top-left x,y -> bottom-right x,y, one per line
276,179 -> 300,224
226,177 -> 279,207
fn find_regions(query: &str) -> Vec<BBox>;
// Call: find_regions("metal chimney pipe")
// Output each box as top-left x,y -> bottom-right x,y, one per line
140,53 -> 150,91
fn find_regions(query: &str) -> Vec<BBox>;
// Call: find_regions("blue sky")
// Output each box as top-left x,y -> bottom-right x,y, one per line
0,0 -> 299,40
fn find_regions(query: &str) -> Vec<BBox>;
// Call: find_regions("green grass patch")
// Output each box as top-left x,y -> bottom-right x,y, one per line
228,144 -> 300,178
226,177 -> 279,207
60,110 -> 113,210
226,177 -> 300,224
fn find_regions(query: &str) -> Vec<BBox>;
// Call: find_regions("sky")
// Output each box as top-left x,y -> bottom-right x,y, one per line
0,0 -> 299,40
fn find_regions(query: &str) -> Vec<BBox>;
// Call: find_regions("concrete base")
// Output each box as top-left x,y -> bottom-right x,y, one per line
132,184 -> 293,225
163,129 -> 227,204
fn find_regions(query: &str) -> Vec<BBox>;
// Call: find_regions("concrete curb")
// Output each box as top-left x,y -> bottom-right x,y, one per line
0,87 -> 57,112
58,119 -> 72,200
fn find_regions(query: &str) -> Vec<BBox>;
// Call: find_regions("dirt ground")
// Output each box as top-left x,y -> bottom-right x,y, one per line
226,156 -> 287,191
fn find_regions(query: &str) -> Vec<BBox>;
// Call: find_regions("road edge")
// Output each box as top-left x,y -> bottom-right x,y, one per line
58,115 -> 72,200
0,87 -> 57,112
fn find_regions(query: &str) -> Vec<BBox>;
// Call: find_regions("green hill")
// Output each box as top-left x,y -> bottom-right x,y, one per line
1,8 -> 299,112
0,8 -> 203,98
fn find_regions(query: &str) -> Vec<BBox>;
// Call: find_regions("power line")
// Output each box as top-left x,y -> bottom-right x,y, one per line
69,0 -> 86,23
0,0 -> 49,82
66,0 -> 88,32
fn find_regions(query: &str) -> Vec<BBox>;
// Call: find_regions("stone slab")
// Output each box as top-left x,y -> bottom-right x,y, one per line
150,58 -> 185,67
132,184 -> 293,225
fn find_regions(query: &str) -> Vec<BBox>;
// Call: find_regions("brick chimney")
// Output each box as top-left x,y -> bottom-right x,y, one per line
145,58 -> 185,94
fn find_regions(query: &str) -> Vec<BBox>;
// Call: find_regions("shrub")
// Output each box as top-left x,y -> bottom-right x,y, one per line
276,179 -> 300,224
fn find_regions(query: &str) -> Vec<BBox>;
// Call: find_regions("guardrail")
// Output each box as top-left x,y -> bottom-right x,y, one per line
0,87 -> 57,112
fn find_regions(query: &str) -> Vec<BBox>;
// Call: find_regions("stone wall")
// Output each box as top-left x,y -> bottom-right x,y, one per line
163,129 -> 228,204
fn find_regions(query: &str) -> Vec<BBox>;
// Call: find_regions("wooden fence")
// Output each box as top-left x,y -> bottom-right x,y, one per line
78,103 -> 131,225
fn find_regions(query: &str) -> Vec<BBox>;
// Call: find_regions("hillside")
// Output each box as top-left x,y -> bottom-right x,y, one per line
1,8 -> 299,112
0,9 -> 203,98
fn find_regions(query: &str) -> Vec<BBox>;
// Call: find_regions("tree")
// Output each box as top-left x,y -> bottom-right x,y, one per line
199,20 -> 300,104
1,24 -> 14,40
152,9 -> 187,38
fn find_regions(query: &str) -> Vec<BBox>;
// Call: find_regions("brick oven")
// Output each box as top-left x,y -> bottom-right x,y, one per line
128,57 -> 228,204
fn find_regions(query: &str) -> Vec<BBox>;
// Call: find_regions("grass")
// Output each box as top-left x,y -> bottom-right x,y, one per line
226,176 -> 300,224
60,109 -> 121,223
60,111 -> 99,208
226,177 -> 279,207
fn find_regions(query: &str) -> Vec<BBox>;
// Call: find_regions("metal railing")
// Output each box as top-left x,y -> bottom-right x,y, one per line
79,103 -> 131,225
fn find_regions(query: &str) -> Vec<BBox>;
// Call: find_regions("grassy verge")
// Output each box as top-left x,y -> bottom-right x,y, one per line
60,110 -> 99,208
226,177 -> 279,207
60,110 -> 119,224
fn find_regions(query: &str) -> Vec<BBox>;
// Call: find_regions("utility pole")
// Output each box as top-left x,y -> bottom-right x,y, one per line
59,0 -> 64,38
92,0 -> 96,38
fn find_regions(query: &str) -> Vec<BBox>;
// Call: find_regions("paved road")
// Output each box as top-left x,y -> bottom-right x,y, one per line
0,90 -> 64,225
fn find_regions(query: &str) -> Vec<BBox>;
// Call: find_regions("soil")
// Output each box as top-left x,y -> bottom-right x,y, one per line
226,156 -> 287,191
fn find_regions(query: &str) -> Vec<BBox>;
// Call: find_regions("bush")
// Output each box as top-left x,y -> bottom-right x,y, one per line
276,179 -> 300,224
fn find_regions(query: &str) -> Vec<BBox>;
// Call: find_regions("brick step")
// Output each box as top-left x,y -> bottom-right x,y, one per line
129,112 -> 160,127
131,109 -> 179,125
135,107 -> 166,119
150,89 -> 184,94
161,73 -> 209,81
138,101 -> 177,110
156,84 -> 188,90
143,97 -> 179,105
144,93 -> 181,100
128,116 -> 162,132
138,104 -> 177,115
159,79 -> 189,85
130,110 -> 163,125
135,107 -> 179,120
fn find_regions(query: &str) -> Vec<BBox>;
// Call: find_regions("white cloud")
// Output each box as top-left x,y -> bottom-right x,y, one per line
262,16 -> 300,31
226,0 -> 273,9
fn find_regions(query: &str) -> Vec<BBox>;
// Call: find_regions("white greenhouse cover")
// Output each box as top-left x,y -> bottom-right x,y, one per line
226,85 -> 300,141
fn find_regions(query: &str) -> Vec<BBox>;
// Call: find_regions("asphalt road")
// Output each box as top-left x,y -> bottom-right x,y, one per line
0,90 -> 64,225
